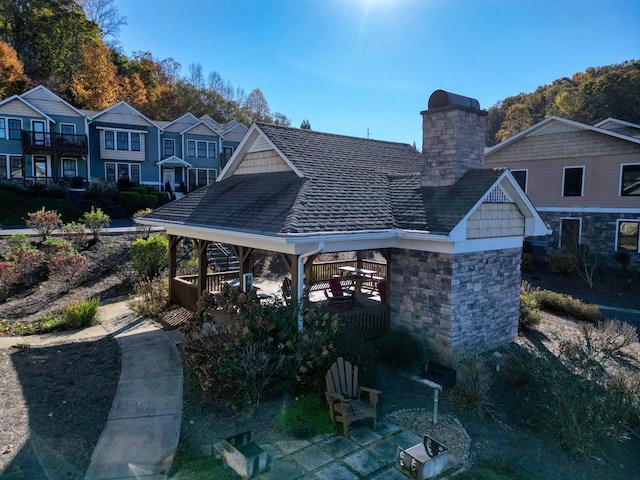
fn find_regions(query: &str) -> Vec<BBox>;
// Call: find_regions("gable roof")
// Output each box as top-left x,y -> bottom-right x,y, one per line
20,85 -> 87,118
486,116 -> 640,156
143,123 -> 542,245
594,118 -> 640,138
90,101 -> 163,130
0,95 -> 55,123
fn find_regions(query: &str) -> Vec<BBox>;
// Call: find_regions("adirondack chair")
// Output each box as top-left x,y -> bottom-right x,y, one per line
324,278 -> 355,309
325,357 -> 381,437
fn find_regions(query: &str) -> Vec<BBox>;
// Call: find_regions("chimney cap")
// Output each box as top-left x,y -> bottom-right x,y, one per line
428,90 -> 481,111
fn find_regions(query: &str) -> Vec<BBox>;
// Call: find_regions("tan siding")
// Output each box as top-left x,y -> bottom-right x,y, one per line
27,99 -> 79,117
1,99 -> 43,117
485,131 -> 640,208
467,203 -> 524,238
100,131 -> 146,161
233,150 -> 291,175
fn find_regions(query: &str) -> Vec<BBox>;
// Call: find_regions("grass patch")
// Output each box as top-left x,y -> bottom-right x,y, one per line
0,298 -> 99,336
169,445 -> 237,480
274,394 -> 335,438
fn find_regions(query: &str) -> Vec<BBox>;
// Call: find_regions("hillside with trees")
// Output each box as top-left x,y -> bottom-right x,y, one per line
486,60 -> 640,146
0,0 -> 290,125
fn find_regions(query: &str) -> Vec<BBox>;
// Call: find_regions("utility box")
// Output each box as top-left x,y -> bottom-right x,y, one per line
396,435 -> 450,479
223,431 -> 271,479
419,362 -> 457,390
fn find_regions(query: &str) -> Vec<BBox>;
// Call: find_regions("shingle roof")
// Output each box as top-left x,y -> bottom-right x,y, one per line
144,123 -> 501,237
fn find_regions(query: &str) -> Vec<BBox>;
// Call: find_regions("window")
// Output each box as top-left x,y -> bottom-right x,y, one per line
34,156 -> 48,178
117,132 -> 128,150
0,154 -> 6,178
163,139 -> 175,157
207,142 -> 216,158
560,218 -> 580,249
188,168 -> 216,189
8,119 -> 21,140
0,119 -> 5,139
9,155 -> 23,179
563,166 -> 584,197
187,140 -> 196,157
621,164 -> 640,196
511,170 -> 527,192
61,124 -> 75,143
62,158 -> 77,178
617,221 -> 639,252
130,164 -> 140,184
131,133 -> 141,151
105,131 -> 114,149
106,162 -> 140,184
197,141 -> 207,158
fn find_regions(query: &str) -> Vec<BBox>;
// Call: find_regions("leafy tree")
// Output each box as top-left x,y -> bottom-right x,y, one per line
70,41 -> 119,109
243,88 -> 271,123
0,0 -> 101,92
496,104 -> 532,143
0,40 -> 29,97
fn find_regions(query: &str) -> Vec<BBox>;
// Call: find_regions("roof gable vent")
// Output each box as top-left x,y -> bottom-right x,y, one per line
484,184 -> 512,203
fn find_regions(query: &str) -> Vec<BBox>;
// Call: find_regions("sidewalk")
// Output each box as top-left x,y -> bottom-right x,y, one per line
0,300 -> 184,480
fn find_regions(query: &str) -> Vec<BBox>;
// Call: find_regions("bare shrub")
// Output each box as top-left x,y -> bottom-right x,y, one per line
448,356 -> 496,415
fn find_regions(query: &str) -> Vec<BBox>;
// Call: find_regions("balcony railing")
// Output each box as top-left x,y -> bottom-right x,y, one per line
22,131 -> 88,155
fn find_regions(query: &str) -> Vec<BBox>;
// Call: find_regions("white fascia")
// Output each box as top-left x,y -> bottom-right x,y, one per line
537,206 -> 640,214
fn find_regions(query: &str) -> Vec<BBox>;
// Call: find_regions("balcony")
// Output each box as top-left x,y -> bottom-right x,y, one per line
22,131 -> 88,156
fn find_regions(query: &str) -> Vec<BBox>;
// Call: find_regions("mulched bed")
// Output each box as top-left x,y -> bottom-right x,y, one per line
0,337 -> 120,479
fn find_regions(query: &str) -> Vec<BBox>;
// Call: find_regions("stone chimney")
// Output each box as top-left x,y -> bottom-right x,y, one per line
421,90 -> 487,187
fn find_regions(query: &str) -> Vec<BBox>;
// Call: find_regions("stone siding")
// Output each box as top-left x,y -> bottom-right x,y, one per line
536,211 -> 640,267
389,247 -> 521,357
421,107 -> 486,187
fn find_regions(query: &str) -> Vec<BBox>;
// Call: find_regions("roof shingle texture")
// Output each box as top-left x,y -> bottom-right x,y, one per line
145,123 -> 501,236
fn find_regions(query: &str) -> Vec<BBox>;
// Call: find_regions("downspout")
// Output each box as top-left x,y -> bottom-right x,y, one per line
297,242 -> 324,331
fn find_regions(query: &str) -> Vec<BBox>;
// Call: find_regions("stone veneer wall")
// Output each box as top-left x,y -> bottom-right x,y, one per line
389,247 -> 522,357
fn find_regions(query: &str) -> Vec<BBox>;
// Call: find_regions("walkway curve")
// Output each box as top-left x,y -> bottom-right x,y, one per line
84,303 -> 183,480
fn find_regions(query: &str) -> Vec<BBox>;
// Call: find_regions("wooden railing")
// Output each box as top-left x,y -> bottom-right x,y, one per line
335,304 -> 390,339
172,271 -> 240,310
309,260 -> 387,291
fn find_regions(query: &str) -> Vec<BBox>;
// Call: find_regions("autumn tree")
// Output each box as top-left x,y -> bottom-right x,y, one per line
70,41 -> 119,109
0,40 -> 29,97
242,88 -> 271,123
495,104 -> 532,143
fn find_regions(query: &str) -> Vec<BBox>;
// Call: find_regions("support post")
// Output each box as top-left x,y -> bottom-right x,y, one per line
195,239 -> 209,295
168,234 -> 180,303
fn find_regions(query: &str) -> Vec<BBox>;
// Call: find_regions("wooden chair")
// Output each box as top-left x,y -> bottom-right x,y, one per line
325,357 -> 381,437
324,278 -> 355,309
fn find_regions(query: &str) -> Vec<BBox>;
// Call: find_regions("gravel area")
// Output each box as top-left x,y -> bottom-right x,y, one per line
386,408 -> 470,465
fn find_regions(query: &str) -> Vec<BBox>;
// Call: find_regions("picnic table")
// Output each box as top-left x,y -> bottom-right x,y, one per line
338,266 -> 383,294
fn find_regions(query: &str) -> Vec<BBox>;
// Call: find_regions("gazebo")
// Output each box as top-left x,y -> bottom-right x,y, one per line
137,90 -> 548,356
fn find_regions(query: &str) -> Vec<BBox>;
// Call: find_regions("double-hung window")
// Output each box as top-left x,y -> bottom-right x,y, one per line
117,132 -> 129,150
563,166 -> 584,197
63,158 -> 77,178
187,140 -> 196,157
163,139 -> 175,157
207,142 -> 216,158
0,154 -> 6,178
617,220 -> 639,253
9,155 -> 23,178
621,164 -> 640,196
0,119 -> 6,139
105,131 -> 115,149
8,119 -> 21,140
197,141 -> 207,158
131,133 -> 141,151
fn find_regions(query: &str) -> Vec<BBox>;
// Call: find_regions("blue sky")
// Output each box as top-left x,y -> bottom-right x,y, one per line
113,0 -> 639,147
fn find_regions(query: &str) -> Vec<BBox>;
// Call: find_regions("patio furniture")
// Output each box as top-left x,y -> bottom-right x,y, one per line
325,357 -> 381,437
324,277 -> 355,309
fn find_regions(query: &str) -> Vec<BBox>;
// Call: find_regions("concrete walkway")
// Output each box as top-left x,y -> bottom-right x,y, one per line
0,300 -> 184,480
